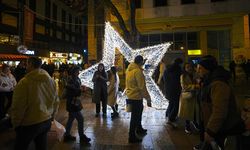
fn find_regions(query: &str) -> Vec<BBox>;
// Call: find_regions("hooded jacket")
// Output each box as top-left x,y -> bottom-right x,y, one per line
11,69 -> 59,127
200,66 -> 244,137
125,63 -> 150,100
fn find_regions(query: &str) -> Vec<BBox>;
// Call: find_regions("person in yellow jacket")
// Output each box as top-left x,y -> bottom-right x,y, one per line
11,57 -> 59,150
126,55 -> 151,143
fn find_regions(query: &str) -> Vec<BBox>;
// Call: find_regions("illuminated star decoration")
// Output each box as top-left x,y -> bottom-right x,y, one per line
79,22 -> 171,109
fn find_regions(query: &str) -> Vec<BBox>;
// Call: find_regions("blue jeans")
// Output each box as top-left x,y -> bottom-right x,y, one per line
14,119 -> 51,150
65,111 -> 84,137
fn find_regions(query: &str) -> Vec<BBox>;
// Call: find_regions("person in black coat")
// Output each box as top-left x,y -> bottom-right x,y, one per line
92,63 -> 108,117
163,58 -> 183,127
64,66 -> 91,144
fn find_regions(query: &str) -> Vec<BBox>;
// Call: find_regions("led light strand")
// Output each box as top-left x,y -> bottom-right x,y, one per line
79,22 -> 171,109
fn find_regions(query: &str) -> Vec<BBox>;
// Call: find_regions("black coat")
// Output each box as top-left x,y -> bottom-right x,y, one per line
163,63 -> 182,100
92,71 -> 108,103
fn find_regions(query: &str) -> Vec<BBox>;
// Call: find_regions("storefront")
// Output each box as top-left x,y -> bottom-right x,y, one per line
48,51 -> 68,69
0,54 -> 29,67
68,53 -> 83,64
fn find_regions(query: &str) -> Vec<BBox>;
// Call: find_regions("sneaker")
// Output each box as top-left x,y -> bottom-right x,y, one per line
80,134 -> 91,144
136,127 -> 147,134
64,134 -> 76,142
95,113 -> 99,117
167,121 -> 178,128
185,127 -> 192,134
193,143 -> 202,150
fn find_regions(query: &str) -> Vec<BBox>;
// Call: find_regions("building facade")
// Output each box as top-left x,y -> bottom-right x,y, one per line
100,0 -> 250,67
0,0 -> 87,65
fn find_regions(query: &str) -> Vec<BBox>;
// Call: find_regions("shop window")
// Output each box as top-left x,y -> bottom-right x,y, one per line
211,0 -> 226,2
135,0 -> 141,8
2,0 -> 18,8
161,33 -> 173,42
139,35 -> 148,48
181,0 -> 195,4
149,34 -> 161,46
29,0 -> 36,11
154,0 -> 167,7
187,32 -> 198,49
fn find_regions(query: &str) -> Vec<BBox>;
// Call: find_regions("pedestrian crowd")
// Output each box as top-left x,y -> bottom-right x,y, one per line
0,55 -> 249,150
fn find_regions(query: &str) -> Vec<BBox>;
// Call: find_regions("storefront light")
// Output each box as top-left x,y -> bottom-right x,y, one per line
188,49 -> 202,55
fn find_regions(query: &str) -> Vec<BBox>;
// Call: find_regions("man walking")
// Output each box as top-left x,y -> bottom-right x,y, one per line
11,57 -> 59,150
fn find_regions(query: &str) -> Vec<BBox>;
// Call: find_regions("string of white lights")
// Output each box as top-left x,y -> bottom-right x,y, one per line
79,22 -> 171,109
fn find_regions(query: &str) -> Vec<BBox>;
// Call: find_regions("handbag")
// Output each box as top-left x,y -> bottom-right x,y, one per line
70,97 -> 83,111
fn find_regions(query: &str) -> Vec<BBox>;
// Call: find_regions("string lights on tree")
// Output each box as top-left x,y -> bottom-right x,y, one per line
79,22 -> 171,109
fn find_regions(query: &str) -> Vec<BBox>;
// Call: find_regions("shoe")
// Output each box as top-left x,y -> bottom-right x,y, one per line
111,112 -> 119,119
192,121 -> 200,131
128,137 -> 142,143
193,143 -> 202,150
95,113 -> 99,117
64,134 -> 76,142
167,121 -> 178,128
80,134 -> 91,144
185,127 -> 192,134
136,127 -> 147,135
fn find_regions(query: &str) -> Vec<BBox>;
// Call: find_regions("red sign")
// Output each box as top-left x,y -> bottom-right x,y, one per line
24,8 -> 34,41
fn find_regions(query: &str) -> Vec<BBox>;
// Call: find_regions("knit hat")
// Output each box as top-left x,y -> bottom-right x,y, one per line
198,55 -> 218,72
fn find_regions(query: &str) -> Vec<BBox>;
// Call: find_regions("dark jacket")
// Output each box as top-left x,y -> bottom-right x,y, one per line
163,63 -> 182,100
65,76 -> 82,112
92,71 -> 108,103
200,66 -> 244,137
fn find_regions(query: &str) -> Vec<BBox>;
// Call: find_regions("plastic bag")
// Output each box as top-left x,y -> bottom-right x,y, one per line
49,120 -> 66,141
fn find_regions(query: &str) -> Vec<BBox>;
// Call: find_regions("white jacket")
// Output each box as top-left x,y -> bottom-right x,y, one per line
11,69 -> 59,127
0,72 -> 16,92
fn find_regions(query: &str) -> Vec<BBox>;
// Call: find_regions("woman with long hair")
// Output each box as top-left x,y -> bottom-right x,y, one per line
92,63 -> 108,117
178,62 -> 200,134
107,66 -> 120,119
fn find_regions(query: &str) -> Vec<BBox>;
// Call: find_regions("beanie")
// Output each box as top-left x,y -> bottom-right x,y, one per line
198,55 -> 218,72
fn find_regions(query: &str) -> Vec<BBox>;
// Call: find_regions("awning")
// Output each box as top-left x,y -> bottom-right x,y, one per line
0,54 -> 29,60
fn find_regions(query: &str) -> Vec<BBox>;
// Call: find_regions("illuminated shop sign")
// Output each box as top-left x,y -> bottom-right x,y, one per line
17,45 -> 35,55
50,52 -> 68,58
188,49 -> 202,55
69,53 -> 81,60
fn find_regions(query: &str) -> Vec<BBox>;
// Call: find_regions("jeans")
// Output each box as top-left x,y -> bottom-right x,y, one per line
14,119 -> 51,150
127,99 -> 143,138
65,111 -> 84,137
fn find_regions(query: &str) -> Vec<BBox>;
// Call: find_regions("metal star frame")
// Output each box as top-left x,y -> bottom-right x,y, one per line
79,22 -> 171,109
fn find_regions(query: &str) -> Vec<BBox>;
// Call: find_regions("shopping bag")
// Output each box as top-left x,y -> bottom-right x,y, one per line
49,120 -> 66,141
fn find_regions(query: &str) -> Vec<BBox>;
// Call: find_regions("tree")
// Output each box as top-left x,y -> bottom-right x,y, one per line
104,0 -> 140,48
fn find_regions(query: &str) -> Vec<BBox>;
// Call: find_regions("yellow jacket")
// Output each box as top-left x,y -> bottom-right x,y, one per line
125,63 -> 150,100
11,69 -> 59,127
